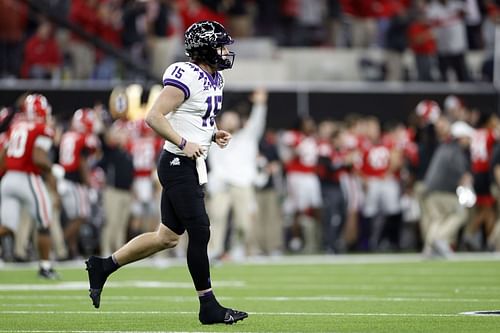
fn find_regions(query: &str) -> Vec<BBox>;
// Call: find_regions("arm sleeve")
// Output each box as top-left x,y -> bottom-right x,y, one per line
34,136 -> 53,152
240,103 -> 267,140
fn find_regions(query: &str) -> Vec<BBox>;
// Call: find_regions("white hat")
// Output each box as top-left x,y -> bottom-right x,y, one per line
444,95 -> 463,111
450,121 -> 475,139
415,100 -> 441,124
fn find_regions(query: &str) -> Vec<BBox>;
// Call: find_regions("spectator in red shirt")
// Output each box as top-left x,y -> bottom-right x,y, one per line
94,0 -> 123,79
342,0 -> 378,47
178,0 -> 226,32
482,0 -> 500,81
21,20 -> 62,79
408,3 -> 438,81
68,0 -> 99,79
0,0 -> 28,78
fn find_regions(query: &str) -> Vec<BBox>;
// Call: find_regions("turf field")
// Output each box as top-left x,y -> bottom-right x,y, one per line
1,254 -> 500,333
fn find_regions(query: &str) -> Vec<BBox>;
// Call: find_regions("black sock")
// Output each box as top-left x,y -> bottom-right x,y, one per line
199,290 -> 218,305
102,255 -> 119,275
198,291 -> 227,323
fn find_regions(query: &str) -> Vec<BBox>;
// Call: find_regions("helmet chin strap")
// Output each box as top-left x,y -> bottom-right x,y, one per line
216,52 -> 235,70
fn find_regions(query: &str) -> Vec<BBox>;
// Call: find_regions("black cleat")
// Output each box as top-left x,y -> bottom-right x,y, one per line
38,267 -> 60,280
88,288 -> 102,309
223,308 -> 248,324
85,256 -> 109,309
200,307 -> 248,325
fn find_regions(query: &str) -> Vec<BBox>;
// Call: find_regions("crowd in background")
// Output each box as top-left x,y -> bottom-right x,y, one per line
1,0 -> 499,81
1,89 -> 500,265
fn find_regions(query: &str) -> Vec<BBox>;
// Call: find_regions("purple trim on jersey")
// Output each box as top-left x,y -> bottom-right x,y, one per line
192,63 -> 217,87
215,72 -> 222,87
163,78 -> 190,99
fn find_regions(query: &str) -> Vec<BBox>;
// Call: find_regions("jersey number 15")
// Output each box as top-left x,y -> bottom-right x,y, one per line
202,95 -> 222,127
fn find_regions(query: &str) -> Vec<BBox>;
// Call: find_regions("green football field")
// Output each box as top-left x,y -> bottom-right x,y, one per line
1,254 -> 500,333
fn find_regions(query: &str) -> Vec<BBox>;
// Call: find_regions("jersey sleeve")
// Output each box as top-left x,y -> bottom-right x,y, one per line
84,134 -> 100,152
40,124 -> 55,139
34,124 -> 54,152
162,62 -> 197,100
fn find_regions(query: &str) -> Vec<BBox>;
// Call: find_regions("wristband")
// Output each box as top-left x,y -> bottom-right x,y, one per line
178,137 -> 187,150
212,132 -> 217,142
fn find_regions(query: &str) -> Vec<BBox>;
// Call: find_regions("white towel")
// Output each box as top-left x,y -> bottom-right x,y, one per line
196,157 -> 208,185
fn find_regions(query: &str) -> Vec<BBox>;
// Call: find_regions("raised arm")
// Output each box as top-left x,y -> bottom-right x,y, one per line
240,89 -> 268,139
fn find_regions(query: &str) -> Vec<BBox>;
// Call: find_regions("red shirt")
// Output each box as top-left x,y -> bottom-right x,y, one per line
178,0 -> 226,31
487,3 -> 500,17
5,121 -> 53,175
281,130 -> 318,174
408,21 -> 437,55
360,142 -> 392,178
0,0 -> 28,42
471,128 -> 497,173
127,136 -> 163,177
0,132 -> 9,178
21,34 -> 61,78
69,0 -> 98,41
59,131 -> 99,174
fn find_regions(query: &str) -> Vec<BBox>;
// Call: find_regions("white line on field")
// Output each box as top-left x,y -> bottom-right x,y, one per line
1,294 -> 500,303
2,252 -> 500,270
0,310 -> 488,318
0,303 -> 60,307
0,280 -> 244,291
3,282 -> 500,293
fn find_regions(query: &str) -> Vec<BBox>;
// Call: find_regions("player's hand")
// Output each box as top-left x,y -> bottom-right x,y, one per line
215,130 -> 231,148
250,88 -> 268,105
183,141 -> 205,159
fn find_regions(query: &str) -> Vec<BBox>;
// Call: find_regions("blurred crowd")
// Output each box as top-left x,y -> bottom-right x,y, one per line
1,0 -> 499,81
1,89 -> 500,265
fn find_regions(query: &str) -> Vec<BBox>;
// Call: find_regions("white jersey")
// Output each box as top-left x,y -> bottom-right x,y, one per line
162,61 -> 225,158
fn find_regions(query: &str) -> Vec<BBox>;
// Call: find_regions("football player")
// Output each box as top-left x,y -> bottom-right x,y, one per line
0,94 -> 63,278
58,108 -> 100,258
85,21 -> 247,324
127,119 -> 163,235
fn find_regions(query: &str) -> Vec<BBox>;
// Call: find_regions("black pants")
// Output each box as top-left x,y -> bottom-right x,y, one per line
438,53 -> 470,82
157,150 -> 212,291
157,150 -> 207,234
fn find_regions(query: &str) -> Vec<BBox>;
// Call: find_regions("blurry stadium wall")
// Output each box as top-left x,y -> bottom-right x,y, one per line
0,80 -> 497,130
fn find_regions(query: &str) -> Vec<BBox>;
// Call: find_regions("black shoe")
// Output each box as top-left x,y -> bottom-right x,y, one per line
200,307 -> 248,325
223,308 -> 248,324
85,256 -> 109,309
38,267 -> 60,280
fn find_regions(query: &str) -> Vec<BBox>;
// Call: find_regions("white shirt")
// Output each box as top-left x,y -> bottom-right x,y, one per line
426,0 -> 468,54
464,0 -> 481,25
208,103 -> 267,191
161,61 -> 225,158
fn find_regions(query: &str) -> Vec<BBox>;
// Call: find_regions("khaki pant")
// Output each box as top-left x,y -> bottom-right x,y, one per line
101,187 -> 132,256
385,50 -> 403,81
488,185 -> 500,250
350,17 -> 377,48
255,189 -> 283,255
208,185 -> 257,257
68,41 -> 95,79
414,182 -> 430,242
423,191 -> 467,247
